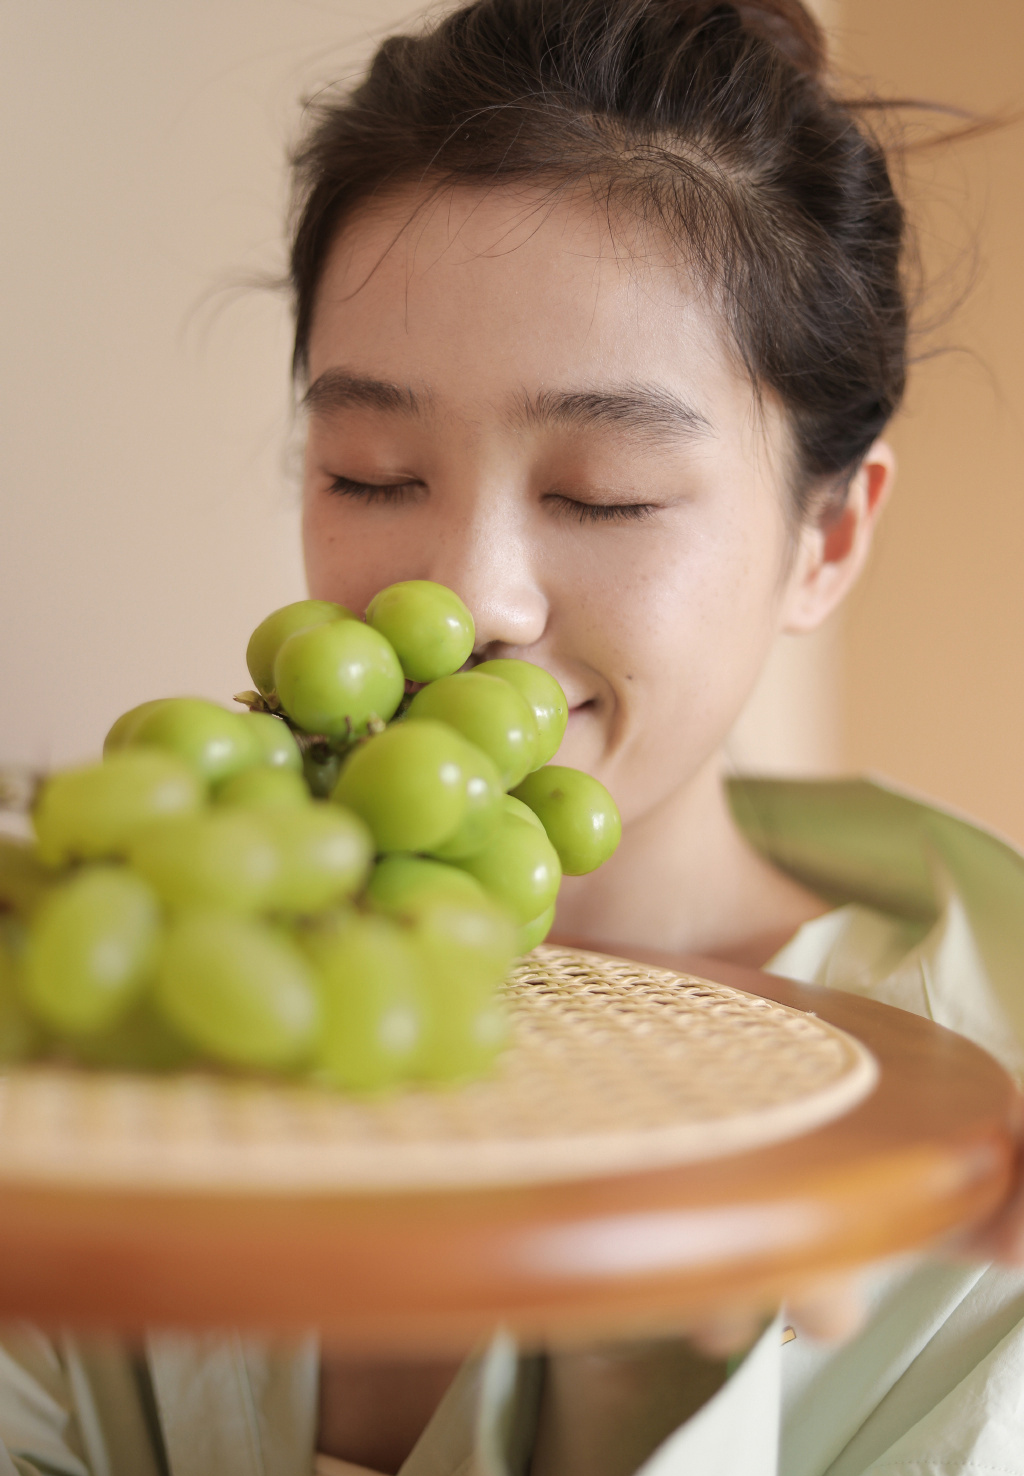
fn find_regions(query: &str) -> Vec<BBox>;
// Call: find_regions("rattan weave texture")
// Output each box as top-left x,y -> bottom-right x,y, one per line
0,945 -> 876,1192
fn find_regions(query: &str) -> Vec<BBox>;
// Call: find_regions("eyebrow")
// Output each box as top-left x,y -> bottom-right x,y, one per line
511,385 -> 713,443
302,369 -> 425,418
303,368 -> 712,444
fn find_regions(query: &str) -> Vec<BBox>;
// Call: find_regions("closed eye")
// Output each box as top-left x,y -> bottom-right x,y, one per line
545,493 -> 658,525
327,475 -> 423,505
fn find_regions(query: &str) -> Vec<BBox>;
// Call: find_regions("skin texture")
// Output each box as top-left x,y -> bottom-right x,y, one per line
302,183 -> 901,1469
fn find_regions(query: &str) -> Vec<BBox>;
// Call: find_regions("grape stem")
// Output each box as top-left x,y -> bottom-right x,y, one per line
233,689 -> 280,714
232,692 -> 383,756
0,766 -> 42,814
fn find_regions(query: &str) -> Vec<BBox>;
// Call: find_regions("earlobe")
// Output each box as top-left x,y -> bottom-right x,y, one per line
781,439 -> 896,635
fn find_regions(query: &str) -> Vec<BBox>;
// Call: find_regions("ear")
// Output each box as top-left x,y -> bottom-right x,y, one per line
781,439 -> 895,635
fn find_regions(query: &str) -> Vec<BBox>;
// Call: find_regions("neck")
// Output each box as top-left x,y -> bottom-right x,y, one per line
552,758 -> 825,969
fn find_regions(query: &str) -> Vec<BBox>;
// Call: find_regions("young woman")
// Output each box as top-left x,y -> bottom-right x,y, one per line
2,1 -> 1024,1473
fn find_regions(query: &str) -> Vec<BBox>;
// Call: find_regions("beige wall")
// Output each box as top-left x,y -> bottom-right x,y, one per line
838,0 -> 1024,842
1,2 -> 420,770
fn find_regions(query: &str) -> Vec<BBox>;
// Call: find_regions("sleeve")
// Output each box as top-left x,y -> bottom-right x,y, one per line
0,1328 -> 167,1476
0,1327 -> 91,1476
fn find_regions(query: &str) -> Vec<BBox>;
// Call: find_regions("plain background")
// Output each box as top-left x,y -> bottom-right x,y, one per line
2,1 -> 1022,841
839,1 -> 1024,843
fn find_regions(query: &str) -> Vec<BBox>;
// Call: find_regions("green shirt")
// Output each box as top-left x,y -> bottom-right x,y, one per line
1,776 -> 1023,1476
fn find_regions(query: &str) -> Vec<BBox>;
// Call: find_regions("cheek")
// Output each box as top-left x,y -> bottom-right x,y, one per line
567,515 -> 782,688
301,493 -> 329,589
561,518 -> 788,805
301,493 -> 409,614
301,493 -> 352,601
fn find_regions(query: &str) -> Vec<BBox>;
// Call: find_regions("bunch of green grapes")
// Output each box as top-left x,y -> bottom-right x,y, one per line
0,582 -> 620,1092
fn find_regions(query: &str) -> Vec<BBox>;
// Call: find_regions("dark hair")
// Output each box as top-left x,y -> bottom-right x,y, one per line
289,0 -> 908,518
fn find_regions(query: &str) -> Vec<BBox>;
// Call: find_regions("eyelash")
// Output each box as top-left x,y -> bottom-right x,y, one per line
327,476 -> 415,504
326,477 -> 657,525
546,495 -> 657,525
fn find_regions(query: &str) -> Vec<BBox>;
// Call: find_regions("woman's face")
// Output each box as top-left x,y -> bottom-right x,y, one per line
302,186 -> 804,825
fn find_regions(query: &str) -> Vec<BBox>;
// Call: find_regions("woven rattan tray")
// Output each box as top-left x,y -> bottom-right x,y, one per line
0,946 -> 1015,1347
0,946 -> 877,1192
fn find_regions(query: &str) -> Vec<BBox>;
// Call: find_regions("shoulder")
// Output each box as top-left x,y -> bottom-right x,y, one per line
731,774 -> 1024,1076
728,773 -> 1024,931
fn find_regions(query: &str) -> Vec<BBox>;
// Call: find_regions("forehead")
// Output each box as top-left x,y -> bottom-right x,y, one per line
306,183 -> 781,453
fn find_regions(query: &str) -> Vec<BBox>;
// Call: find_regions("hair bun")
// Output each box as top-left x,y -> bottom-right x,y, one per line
732,0 -> 827,80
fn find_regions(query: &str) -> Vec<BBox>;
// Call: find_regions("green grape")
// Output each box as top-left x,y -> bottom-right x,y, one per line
410,896 -> 515,1082
503,794 -> 545,832
406,672 -> 539,790
246,599 -> 353,698
155,911 -> 319,1069
429,741 -> 504,861
367,854 -> 491,918
274,620 -> 404,738
69,1002 -> 197,1072
302,745 -> 342,799
262,803 -> 373,913
517,904 -> 556,954
33,750 -> 203,867
303,912 -> 424,1091
365,580 -> 475,683
126,697 -> 260,785
0,836 -> 59,914
103,699 -> 174,755
241,710 -> 303,771
511,766 -> 622,875
475,659 -> 568,768
216,766 -> 311,811
22,867 -> 160,1035
128,812 -> 278,911
454,811 -> 561,923
331,720 -> 469,853
0,920 -> 40,1062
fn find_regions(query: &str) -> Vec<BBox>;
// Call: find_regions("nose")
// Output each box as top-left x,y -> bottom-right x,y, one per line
424,492 -> 548,656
